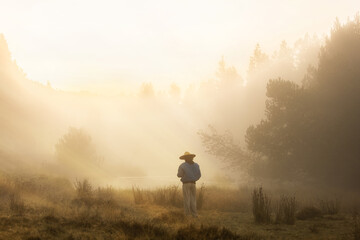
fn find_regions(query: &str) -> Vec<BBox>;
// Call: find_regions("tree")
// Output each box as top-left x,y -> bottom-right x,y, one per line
245,15 -> 360,188
245,79 -> 309,180
198,125 -> 250,174
55,127 -> 100,170
216,56 -> 243,88
169,82 -> 181,99
139,82 -> 155,98
247,43 -> 270,76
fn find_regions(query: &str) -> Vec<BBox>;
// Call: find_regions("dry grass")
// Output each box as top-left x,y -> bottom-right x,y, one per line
296,206 -> 322,220
319,198 -> 341,215
0,173 -> 358,239
275,195 -> 296,225
252,187 -> 271,224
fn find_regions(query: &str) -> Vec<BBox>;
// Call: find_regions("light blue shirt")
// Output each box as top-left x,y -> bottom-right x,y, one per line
177,162 -> 201,182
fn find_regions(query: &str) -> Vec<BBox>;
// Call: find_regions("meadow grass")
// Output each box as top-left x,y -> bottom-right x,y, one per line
0,173 -> 358,239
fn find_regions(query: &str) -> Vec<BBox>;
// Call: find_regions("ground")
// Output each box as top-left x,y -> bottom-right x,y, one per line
0,175 -> 358,239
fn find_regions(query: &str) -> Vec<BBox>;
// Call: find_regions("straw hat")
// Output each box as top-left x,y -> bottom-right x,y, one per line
179,151 -> 196,160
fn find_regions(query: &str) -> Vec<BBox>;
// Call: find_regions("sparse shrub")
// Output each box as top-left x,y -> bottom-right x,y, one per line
9,193 -> 25,215
252,187 -> 271,224
275,195 -> 296,225
73,179 -> 93,207
197,184 -> 205,210
296,206 -> 322,220
319,198 -> 340,215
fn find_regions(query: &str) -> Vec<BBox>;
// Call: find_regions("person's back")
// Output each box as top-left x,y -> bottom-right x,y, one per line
177,152 -> 201,217
177,161 -> 201,183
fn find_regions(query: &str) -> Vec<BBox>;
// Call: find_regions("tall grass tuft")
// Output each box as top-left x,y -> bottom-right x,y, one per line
95,186 -> 117,208
132,186 -> 146,204
132,185 -> 182,207
252,187 -> 271,224
319,198 -> 340,215
275,195 -> 296,225
9,193 -> 25,216
73,179 -> 93,207
197,184 -> 205,210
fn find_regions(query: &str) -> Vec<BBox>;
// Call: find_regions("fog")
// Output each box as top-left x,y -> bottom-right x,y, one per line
0,2 -> 360,194
0,32 -> 321,188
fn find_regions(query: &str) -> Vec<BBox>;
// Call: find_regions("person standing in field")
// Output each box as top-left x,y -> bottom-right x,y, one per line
177,151 -> 201,217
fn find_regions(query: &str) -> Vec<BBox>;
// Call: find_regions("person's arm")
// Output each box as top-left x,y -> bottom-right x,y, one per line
195,164 -> 201,180
177,165 -> 184,178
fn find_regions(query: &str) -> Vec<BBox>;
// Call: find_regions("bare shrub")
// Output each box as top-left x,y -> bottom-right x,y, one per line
296,206 -> 322,220
319,198 -> 340,215
73,179 -> 93,207
252,187 -> 271,224
9,193 -> 25,215
196,184 -> 205,210
275,195 -> 296,225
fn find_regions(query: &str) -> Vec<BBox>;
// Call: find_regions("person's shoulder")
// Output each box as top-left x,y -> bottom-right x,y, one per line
194,162 -> 200,167
179,162 -> 186,167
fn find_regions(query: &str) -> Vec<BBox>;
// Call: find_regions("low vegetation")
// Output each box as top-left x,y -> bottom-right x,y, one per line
0,174 -> 358,239
252,187 -> 271,224
296,206 -> 322,220
275,195 -> 296,225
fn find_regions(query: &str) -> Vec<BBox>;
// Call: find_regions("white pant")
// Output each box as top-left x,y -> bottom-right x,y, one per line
182,183 -> 197,217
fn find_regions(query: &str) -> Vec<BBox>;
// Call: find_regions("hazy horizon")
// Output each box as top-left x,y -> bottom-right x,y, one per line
1,0 -> 359,95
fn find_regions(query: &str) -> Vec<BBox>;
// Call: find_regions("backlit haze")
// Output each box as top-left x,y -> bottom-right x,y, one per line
0,1 -> 360,189
1,0 -> 359,94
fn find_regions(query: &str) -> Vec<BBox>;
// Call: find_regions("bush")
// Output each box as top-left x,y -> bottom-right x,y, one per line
252,187 -> 271,224
296,206 -> 322,220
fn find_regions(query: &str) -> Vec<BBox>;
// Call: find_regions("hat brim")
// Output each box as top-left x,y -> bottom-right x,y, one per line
179,154 -> 196,160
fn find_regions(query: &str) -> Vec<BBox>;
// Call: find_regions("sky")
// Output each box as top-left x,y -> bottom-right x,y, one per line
0,0 -> 359,94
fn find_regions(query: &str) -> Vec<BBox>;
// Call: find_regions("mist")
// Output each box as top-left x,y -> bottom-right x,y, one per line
0,29 -> 321,188
2,2 -> 360,239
